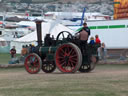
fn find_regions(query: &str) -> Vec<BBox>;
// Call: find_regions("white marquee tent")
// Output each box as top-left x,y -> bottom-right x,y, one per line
0,36 -> 13,53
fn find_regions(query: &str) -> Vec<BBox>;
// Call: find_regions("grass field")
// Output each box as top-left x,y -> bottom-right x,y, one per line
0,53 -> 21,64
0,64 -> 128,96
0,53 -> 11,64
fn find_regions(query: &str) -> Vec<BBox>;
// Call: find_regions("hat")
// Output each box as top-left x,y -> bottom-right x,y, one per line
90,37 -> 94,40
32,43 -> 35,46
83,22 -> 87,25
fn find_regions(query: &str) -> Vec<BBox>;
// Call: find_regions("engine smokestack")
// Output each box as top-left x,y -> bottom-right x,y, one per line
35,20 -> 43,46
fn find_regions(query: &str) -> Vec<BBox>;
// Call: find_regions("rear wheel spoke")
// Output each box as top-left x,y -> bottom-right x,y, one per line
55,43 -> 82,73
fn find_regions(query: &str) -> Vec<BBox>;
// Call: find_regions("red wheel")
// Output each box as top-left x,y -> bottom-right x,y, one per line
24,53 -> 42,74
55,43 -> 82,73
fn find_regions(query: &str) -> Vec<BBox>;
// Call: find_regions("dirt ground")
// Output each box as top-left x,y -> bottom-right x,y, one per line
0,64 -> 128,96
0,64 -> 128,79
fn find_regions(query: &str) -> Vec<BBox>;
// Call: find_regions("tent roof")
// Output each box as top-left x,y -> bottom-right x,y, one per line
5,16 -> 30,22
0,37 -> 5,41
16,21 -> 36,27
0,35 -> 14,41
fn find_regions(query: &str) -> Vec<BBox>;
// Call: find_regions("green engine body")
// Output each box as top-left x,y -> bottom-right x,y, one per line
39,46 -> 57,61
39,43 -> 100,64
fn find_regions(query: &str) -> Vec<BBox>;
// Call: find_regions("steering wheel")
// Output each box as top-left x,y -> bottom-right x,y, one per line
56,31 -> 73,44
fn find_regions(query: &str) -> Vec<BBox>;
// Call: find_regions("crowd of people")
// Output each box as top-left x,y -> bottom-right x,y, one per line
20,44 -> 36,62
89,35 -> 107,60
21,44 -> 36,56
9,44 -> 36,64
77,22 -> 107,61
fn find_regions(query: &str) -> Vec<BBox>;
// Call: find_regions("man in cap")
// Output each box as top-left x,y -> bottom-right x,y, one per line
77,22 -> 91,53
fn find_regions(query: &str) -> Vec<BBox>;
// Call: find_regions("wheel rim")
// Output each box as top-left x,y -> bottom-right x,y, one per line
79,64 -> 91,72
24,53 -> 42,74
79,56 -> 97,73
42,61 -> 56,73
55,43 -> 82,73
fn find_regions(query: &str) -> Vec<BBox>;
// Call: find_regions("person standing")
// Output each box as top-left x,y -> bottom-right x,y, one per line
89,36 -> 95,45
80,22 -> 91,37
95,35 -> 101,59
76,22 -> 91,39
21,45 -> 28,57
76,22 -> 91,53
95,35 -> 101,44
10,46 -> 16,58
101,42 -> 107,60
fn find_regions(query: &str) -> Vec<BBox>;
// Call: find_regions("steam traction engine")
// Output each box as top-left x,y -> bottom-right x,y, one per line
24,21 -> 100,73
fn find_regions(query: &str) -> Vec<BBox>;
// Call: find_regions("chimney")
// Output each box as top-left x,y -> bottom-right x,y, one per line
35,20 -> 42,46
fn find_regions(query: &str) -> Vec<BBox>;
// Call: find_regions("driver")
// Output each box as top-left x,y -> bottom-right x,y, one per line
79,22 -> 90,40
76,22 -> 91,53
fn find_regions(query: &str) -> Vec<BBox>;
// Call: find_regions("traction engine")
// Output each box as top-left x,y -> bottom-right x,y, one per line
24,21 -> 100,73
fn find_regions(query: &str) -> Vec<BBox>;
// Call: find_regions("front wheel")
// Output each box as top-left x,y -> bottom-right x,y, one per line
24,53 -> 42,74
